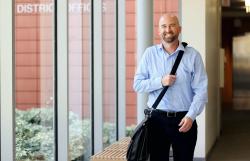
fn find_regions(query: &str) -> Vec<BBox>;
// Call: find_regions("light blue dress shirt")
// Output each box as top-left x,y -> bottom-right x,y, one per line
133,42 -> 208,121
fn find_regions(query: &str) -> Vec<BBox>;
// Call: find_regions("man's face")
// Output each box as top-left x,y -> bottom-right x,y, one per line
158,16 -> 181,43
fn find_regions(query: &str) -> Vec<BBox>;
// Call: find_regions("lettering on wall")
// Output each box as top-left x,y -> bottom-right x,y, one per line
16,2 -> 107,14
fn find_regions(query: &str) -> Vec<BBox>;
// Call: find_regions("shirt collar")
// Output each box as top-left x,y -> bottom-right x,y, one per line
157,41 -> 185,55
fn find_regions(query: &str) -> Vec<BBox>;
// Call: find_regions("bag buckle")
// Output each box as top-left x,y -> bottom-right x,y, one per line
144,108 -> 154,118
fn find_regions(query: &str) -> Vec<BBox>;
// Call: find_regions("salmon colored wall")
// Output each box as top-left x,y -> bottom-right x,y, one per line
125,0 -> 136,125
15,0 -> 178,125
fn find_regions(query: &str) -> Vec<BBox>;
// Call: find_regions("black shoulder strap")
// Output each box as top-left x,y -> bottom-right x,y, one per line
152,42 -> 188,109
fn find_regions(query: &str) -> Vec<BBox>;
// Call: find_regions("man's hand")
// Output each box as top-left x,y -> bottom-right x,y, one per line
161,74 -> 176,86
178,117 -> 193,133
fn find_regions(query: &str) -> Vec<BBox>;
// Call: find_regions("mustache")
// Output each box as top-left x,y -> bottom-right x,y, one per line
163,32 -> 174,36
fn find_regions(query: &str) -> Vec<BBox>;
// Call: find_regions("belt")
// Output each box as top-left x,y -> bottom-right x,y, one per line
155,109 -> 187,117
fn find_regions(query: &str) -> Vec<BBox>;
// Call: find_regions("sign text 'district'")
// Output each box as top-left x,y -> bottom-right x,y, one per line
16,2 -> 107,14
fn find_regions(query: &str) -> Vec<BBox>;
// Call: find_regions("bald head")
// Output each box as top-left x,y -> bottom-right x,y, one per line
158,14 -> 180,27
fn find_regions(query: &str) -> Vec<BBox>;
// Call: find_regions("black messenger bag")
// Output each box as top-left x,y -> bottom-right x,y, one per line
126,42 -> 188,161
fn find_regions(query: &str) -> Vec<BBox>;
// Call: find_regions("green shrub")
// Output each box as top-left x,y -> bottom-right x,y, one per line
16,108 -> 136,161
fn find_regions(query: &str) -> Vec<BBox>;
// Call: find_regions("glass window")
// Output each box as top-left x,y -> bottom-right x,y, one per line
102,0 -> 117,148
125,0 -> 137,134
68,0 -> 92,160
15,0 -> 55,160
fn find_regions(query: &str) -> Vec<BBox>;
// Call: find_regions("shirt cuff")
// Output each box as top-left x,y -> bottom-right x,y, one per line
185,110 -> 197,121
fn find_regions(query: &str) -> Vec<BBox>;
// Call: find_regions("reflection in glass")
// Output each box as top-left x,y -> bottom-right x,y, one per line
15,0 -> 55,160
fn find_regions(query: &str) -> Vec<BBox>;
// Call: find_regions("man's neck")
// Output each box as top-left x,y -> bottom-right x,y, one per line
162,40 -> 179,54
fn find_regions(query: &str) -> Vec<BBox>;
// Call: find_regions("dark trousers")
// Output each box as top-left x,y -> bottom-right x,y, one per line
149,110 -> 197,161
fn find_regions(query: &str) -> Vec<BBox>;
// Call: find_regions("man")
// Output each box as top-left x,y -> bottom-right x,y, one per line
133,14 -> 208,161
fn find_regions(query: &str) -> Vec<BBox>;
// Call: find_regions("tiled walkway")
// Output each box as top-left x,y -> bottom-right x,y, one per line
207,109 -> 250,161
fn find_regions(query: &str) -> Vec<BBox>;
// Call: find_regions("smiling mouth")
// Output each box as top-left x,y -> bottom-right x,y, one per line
164,32 -> 173,36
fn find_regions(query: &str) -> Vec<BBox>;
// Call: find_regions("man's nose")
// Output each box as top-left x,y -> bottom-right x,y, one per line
166,26 -> 171,32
